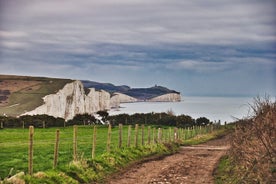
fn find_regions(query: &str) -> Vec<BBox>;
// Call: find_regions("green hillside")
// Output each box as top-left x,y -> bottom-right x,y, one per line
0,75 -> 72,117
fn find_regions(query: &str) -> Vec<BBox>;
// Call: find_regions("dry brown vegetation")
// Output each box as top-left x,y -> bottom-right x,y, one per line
230,96 -> 276,183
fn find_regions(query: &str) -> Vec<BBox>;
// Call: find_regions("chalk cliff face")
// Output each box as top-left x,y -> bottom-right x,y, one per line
148,93 -> 181,102
113,92 -> 138,103
110,94 -> 120,108
21,80 -> 181,120
22,81 -> 112,120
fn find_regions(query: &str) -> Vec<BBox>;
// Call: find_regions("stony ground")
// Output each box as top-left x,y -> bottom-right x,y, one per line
107,135 -> 230,184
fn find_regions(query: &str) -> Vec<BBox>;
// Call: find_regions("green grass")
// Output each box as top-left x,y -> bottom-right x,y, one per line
0,125 -> 224,183
214,155 -> 238,184
181,128 -> 230,146
0,126 -> 113,178
0,125 -> 177,179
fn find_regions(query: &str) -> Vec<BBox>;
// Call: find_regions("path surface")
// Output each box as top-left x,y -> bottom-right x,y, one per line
107,135 -> 230,184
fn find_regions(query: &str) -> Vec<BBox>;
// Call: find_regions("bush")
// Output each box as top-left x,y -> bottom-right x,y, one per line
230,96 -> 276,183
108,112 -> 200,128
0,114 -> 66,128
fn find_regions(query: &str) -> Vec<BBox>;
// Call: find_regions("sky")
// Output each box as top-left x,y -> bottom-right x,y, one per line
0,0 -> 275,97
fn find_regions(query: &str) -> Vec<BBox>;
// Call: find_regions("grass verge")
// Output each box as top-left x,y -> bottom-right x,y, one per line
214,155 -> 238,184
10,143 -> 178,184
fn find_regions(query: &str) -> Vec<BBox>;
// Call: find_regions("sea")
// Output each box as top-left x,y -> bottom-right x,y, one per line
109,96 -> 255,123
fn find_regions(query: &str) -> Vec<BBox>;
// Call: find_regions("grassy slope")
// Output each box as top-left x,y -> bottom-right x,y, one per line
0,75 -> 72,116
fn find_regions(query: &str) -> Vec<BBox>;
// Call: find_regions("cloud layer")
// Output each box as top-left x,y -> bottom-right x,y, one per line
0,0 -> 275,96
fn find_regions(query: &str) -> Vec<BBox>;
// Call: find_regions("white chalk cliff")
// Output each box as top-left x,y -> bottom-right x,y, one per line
112,92 -> 138,103
22,80 -> 117,120
148,93 -> 181,102
22,80 -> 181,120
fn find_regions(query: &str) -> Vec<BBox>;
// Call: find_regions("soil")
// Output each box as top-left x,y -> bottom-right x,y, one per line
106,135 -> 230,184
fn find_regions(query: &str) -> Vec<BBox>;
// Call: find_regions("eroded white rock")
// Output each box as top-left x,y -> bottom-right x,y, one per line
22,81 -> 112,120
148,93 -> 181,102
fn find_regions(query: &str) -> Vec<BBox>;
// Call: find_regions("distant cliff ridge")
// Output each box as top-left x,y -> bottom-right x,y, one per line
22,81 -> 118,120
21,81 -> 181,120
0,75 -> 181,119
112,92 -> 138,103
82,81 -> 180,101
147,93 -> 181,102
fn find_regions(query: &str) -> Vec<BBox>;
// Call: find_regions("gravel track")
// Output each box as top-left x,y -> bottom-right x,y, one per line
107,135 -> 230,184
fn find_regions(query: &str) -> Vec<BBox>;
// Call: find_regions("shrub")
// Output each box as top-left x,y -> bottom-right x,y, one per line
230,96 -> 276,183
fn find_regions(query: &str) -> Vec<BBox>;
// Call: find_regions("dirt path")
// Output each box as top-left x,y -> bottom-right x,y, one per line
107,135 -> 230,184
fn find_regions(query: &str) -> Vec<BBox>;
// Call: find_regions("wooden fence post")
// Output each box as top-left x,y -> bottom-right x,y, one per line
107,124 -> 112,152
134,124 -> 139,147
73,125 -> 78,161
127,125 -> 131,147
183,128 -> 186,139
158,128 -> 162,143
22,121 -> 24,129
28,126 -> 34,175
153,128 -> 156,144
53,129 -> 60,169
43,121 -> 45,129
0,122 -> 3,129
118,124 -> 123,148
147,126 -> 151,145
92,125 -> 97,159
179,128 -> 182,140
168,127 -> 172,142
141,124 -> 144,146
174,127 -> 178,142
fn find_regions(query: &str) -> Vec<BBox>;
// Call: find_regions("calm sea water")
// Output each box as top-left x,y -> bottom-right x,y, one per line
109,96 -> 255,123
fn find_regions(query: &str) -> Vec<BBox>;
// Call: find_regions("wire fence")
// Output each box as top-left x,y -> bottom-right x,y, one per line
0,124 -> 217,178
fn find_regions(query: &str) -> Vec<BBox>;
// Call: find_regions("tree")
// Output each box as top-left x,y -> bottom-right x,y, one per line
176,115 -> 195,127
195,117 -> 210,126
97,110 -> 109,122
70,113 -> 96,125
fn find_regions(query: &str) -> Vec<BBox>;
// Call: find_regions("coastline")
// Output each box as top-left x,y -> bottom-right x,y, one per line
109,96 -> 253,123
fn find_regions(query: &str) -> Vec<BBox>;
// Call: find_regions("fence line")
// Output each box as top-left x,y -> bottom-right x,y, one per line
1,124 -> 219,178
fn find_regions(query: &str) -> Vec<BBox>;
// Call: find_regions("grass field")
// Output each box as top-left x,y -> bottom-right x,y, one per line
0,124 -> 186,179
0,124 -> 219,183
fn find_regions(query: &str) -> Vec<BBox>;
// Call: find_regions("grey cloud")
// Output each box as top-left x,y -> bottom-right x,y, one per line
0,0 -> 275,96
2,0 -> 275,45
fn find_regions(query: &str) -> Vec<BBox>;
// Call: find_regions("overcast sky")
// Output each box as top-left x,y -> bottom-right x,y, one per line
0,0 -> 275,97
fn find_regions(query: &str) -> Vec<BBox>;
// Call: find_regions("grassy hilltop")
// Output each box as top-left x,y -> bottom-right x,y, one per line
0,75 -> 72,117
